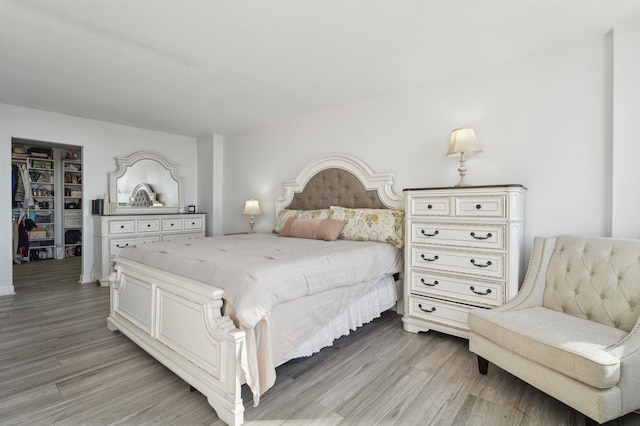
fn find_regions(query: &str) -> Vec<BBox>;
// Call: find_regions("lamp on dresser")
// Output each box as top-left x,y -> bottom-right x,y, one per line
243,199 -> 262,233
447,127 -> 483,187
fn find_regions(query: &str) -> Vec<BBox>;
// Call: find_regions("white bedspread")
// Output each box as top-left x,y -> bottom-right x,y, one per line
120,233 -> 403,328
119,233 -> 403,403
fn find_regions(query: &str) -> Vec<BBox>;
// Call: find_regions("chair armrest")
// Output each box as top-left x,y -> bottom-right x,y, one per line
493,236 -> 557,312
607,320 -> 640,415
608,321 -> 640,360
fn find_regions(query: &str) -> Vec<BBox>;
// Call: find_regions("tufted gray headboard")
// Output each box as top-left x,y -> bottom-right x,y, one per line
286,168 -> 387,210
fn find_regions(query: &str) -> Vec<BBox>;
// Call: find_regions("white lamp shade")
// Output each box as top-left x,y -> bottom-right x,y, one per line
447,128 -> 483,157
243,199 -> 262,215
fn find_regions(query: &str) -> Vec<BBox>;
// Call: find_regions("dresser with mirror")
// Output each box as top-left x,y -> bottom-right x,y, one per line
93,151 -> 206,286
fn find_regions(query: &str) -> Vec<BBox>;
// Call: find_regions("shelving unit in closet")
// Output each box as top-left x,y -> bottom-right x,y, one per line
63,150 -> 83,257
11,145 -> 57,261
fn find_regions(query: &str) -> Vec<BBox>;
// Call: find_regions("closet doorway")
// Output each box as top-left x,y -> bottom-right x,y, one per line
11,138 -> 83,265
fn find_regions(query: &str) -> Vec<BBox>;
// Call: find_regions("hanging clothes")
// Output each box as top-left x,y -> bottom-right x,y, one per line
20,163 -> 33,208
13,217 -> 20,263
12,164 -> 24,208
16,213 -> 36,261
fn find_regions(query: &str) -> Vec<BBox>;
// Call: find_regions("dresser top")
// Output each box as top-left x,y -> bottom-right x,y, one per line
97,212 -> 205,217
403,184 -> 526,192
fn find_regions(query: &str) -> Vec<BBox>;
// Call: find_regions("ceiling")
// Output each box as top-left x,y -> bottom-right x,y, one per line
1,1 -> 639,137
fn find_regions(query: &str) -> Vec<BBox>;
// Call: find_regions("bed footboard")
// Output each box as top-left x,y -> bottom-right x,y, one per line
107,258 -> 245,426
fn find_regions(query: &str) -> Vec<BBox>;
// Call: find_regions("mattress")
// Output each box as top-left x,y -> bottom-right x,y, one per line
119,233 -> 403,328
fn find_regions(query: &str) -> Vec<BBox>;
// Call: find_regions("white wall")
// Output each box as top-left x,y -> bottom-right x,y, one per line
1,104 -> 198,295
612,17 -> 640,238
197,133 -> 224,236
223,34 -> 613,264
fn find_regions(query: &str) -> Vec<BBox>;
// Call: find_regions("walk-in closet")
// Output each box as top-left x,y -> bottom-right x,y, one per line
11,138 -> 83,263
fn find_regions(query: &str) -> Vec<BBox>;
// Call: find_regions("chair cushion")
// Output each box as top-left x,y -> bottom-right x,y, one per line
468,306 -> 627,388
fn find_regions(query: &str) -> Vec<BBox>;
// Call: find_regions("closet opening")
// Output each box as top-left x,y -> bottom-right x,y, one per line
11,138 -> 83,265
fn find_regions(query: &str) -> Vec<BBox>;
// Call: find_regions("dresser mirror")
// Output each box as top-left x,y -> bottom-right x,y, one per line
108,151 -> 184,215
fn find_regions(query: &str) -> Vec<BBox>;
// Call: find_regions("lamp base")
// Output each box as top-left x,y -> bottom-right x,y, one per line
455,154 -> 469,186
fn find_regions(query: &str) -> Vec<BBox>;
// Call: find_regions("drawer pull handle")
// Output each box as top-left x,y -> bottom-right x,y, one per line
470,286 -> 492,296
470,259 -> 492,268
476,204 -> 482,209
421,254 -> 439,262
191,222 -> 195,225
420,279 -> 439,287
120,225 -> 125,229
470,232 -> 492,240
421,230 -> 439,237
418,304 -> 436,313
116,243 -> 129,249
427,204 -> 433,209
170,223 -> 174,226
147,224 -> 151,227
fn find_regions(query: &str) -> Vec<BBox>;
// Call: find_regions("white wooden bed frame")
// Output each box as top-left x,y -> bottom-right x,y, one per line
106,153 -> 403,426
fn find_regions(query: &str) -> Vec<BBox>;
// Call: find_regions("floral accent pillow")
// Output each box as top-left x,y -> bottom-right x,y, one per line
329,206 -> 405,248
273,209 -> 331,234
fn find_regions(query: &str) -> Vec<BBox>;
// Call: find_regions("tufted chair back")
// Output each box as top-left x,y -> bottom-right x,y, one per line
543,235 -> 640,332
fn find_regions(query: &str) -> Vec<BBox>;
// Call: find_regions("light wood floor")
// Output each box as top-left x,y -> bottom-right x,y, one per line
3,258 -> 639,425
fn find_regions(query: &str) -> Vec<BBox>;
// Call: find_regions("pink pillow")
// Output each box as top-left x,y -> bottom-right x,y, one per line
280,217 -> 345,241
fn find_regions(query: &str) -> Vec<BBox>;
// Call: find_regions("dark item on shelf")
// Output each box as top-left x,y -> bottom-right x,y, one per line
27,147 -> 53,159
92,199 -> 104,215
74,245 -> 82,256
65,229 -> 81,244
35,213 -> 53,223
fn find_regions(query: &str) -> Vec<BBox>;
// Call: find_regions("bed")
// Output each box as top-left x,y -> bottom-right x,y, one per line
106,153 -> 404,426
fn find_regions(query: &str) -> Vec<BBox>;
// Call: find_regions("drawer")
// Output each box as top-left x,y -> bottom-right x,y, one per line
410,196 -> 451,216
137,219 -> 160,232
411,247 -> 505,279
411,223 -> 505,250
407,295 -> 476,331
162,218 -> 183,231
109,220 -> 135,234
455,195 -> 505,218
184,217 -> 204,230
64,211 -> 82,228
410,271 -> 504,307
162,232 -> 204,242
110,236 -> 160,255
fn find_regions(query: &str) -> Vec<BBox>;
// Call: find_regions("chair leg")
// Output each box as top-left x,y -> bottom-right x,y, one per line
477,355 -> 488,375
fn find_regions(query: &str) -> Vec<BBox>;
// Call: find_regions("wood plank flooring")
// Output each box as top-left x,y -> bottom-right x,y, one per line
3,258 -> 639,425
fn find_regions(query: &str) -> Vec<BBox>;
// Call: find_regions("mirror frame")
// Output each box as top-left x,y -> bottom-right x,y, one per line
109,150 -> 185,215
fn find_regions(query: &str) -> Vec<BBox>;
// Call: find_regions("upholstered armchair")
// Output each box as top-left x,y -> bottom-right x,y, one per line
468,235 -> 640,425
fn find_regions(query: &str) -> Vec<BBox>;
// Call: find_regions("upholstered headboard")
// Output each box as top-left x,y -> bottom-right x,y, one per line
276,153 -> 403,214
286,168 -> 387,210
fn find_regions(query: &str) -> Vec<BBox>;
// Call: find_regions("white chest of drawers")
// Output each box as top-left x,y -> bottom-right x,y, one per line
402,185 -> 526,338
93,213 -> 206,286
